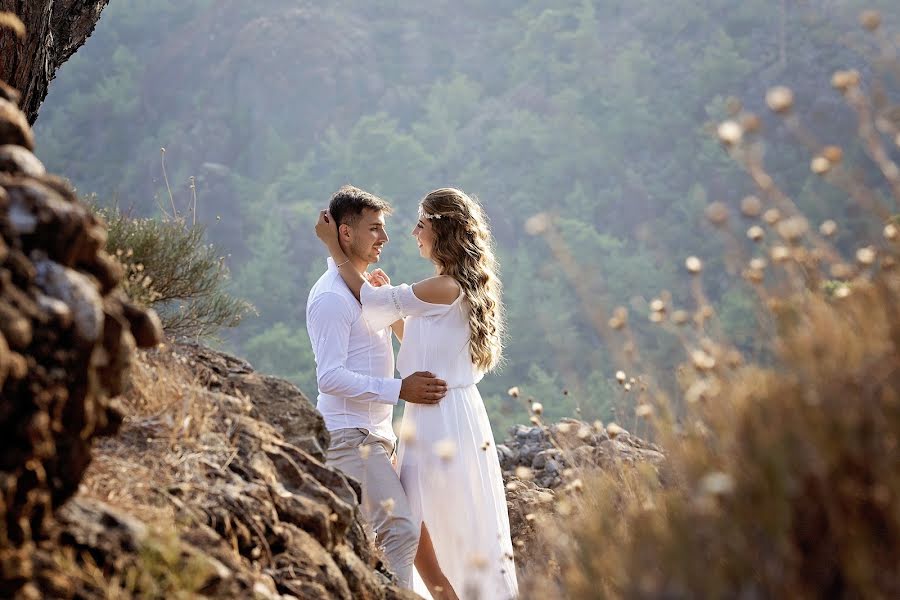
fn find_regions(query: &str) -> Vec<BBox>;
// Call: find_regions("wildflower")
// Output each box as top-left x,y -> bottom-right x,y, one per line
765,86 -> 794,113
740,113 -> 761,134
856,246 -> 876,265
507,386 -> 520,398
741,195 -> 763,217
524,213 -> 550,235
883,224 -> 898,241
811,156 -> 831,175
749,257 -> 767,271
685,256 -> 703,274
434,439 -> 456,461
606,423 -> 625,438
776,216 -> 809,242
700,471 -> 735,495
860,10 -> 881,31
380,498 -> 396,514
399,420 -> 416,443
762,208 -> 781,225
636,404 -> 654,418
831,69 -> 861,92
565,478 -> 584,493
822,146 -> 843,163
515,466 -> 534,480
819,220 -> 838,237
705,202 -> 729,226
650,298 -> 665,312
835,285 -> 852,299
592,419 -> 604,432
717,120 -> 743,145
672,309 -> 689,325
691,349 -> 716,370
770,246 -> 790,263
747,225 -> 765,242
531,402 -> 543,415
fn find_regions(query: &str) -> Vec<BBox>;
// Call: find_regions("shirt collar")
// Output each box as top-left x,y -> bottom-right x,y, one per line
326,257 -> 336,271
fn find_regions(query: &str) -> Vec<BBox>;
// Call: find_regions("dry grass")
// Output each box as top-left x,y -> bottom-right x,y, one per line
519,11 -> 900,599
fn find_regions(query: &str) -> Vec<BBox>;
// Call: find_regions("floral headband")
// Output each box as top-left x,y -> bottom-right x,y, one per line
418,207 -> 443,220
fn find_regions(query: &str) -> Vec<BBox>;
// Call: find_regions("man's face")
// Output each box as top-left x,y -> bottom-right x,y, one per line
341,208 -> 389,264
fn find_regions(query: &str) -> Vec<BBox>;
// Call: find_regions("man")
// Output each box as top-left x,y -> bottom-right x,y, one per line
305,185 -> 448,589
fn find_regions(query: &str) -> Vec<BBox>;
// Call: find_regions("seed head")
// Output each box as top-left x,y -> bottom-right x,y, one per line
822,146 -> 843,164
762,208 -> 781,225
834,285 -> 852,299
770,245 -> 790,263
776,216 -> 809,242
883,223 -> 898,241
700,471 -> 735,496
515,466 -> 534,480
811,156 -> 831,175
616,370 -> 626,384
380,498 -> 396,514
685,256 -> 703,274
831,70 -> 861,92
740,195 -> 763,217
856,246 -> 876,265
434,439 -> 457,461
747,225 -> 765,242
705,201 -> 729,226
531,402 -> 544,415
691,349 -> 716,370
740,113 -> 761,134
819,220 -> 838,237
507,386 -> 520,398
650,298 -> 665,312
749,257 -> 767,271
860,10 -> 881,31
672,309 -> 689,325
606,423 -> 625,438
636,404 -> 654,418
765,86 -> 794,113
717,120 -> 743,145
524,213 -> 550,235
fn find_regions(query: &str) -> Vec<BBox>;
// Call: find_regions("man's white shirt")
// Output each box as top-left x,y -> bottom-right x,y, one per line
306,258 -> 401,443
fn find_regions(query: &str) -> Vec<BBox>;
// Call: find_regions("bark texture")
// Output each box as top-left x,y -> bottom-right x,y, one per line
0,1 -> 110,124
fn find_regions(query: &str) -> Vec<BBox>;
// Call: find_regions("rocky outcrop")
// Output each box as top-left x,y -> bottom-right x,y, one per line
0,81 -> 162,596
24,343 -> 418,599
499,418 -> 664,571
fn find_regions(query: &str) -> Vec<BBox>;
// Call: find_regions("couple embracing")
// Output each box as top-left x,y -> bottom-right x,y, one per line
306,185 -> 518,600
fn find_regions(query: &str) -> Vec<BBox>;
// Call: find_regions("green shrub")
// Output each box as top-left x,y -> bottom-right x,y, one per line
97,207 -> 254,340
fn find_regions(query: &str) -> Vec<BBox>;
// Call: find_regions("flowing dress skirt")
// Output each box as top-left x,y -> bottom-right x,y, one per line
398,384 -> 518,600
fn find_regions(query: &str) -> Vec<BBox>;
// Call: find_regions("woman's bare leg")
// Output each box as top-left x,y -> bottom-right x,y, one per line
414,523 -> 459,600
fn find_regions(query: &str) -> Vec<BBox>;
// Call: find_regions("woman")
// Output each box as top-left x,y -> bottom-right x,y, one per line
316,188 -> 518,600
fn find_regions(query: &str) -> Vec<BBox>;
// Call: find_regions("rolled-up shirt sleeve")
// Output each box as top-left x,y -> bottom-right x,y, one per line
307,292 -> 401,405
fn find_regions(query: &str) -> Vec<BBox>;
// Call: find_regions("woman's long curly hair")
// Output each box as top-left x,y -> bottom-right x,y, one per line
420,188 -> 505,372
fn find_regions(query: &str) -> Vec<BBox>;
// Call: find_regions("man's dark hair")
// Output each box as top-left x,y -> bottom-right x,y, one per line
329,185 -> 392,227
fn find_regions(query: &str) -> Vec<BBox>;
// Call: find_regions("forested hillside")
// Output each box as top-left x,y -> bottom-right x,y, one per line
35,0 -> 899,431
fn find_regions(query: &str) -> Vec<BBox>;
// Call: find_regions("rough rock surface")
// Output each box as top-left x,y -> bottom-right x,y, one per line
0,81 -> 162,597
26,343 -> 418,599
498,418 -> 664,572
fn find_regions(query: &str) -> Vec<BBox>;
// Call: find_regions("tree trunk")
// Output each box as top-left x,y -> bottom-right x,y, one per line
0,0 -> 109,124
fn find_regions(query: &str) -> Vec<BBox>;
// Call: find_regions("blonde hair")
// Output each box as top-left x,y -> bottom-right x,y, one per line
420,188 -> 505,372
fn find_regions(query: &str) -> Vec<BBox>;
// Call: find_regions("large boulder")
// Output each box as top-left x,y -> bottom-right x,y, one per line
0,82 -> 162,596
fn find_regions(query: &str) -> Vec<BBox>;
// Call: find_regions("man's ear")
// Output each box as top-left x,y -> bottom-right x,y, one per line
338,222 -> 352,241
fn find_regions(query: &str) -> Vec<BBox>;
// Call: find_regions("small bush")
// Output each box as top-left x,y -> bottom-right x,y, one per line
97,207 -> 253,340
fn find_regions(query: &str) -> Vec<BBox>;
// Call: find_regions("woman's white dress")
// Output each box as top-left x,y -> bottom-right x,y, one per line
361,281 -> 518,600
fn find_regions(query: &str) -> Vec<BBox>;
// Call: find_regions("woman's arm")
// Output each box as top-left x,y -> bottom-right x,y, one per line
315,210 -> 366,301
391,319 -> 404,341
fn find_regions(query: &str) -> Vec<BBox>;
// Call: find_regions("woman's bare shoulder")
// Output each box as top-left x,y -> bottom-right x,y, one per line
411,275 -> 461,305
